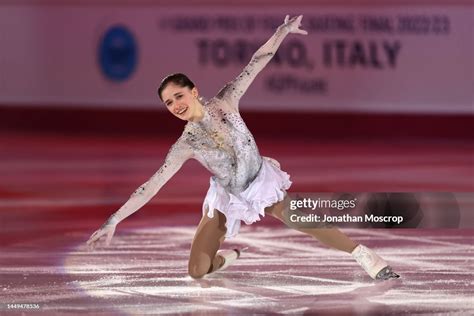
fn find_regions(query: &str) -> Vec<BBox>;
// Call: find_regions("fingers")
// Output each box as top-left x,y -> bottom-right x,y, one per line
284,15 -> 289,24
296,29 -> 308,35
87,240 -> 98,251
86,230 -> 100,245
285,14 -> 307,35
288,14 -> 303,24
86,235 -> 99,251
105,227 -> 115,246
86,228 -> 106,250
86,225 -> 116,250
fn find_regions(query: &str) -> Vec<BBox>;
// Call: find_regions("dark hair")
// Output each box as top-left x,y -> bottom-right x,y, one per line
157,73 -> 195,101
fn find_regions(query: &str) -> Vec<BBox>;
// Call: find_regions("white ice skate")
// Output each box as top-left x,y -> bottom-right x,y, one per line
351,244 -> 400,280
216,247 -> 247,272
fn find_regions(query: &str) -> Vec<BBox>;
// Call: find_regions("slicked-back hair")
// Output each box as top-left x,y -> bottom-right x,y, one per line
158,73 -> 195,101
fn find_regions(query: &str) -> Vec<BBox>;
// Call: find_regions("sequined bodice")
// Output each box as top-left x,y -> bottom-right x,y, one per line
183,100 -> 262,193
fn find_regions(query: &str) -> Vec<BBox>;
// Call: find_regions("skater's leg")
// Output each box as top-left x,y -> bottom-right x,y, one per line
188,210 -> 227,279
264,195 -> 357,253
265,195 -> 399,279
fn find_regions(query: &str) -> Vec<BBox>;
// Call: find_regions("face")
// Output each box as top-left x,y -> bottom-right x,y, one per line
161,83 -> 201,121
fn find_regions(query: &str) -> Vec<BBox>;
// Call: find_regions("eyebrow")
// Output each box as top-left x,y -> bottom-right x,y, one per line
165,92 -> 183,104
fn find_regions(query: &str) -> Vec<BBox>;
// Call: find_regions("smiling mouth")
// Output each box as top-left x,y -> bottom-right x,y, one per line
176,107 -> 188,115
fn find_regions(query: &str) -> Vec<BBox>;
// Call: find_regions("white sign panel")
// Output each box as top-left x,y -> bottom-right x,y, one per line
0,5 -> 472,113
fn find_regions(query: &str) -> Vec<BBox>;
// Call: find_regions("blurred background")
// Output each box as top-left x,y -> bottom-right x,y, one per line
0,1 -> 473,314
0,0 -> 472,238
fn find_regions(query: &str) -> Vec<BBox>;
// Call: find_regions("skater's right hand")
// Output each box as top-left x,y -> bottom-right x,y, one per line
86,216 -> 118,250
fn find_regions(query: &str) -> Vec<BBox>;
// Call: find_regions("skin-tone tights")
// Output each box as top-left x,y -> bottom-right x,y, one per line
188,195 -> 358,279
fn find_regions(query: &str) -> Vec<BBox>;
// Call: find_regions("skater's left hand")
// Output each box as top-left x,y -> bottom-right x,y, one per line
86,216 -> 118,250
281,15 -> 308,35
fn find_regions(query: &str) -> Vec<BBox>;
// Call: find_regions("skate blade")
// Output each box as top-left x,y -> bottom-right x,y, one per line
376,266 -> 400,280
234,247 -> 248,258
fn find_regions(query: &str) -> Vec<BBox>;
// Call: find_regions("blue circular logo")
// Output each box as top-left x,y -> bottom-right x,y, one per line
98,25 -> 138,82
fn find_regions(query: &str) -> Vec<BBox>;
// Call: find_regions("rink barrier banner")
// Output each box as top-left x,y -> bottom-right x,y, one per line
0,5 -> 472,113
284,192 -> 473,229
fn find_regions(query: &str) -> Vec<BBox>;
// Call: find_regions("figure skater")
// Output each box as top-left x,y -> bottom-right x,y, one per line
87,15 -> 399,280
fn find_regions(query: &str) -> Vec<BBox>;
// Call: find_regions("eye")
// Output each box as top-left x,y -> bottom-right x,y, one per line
165,101 -> 172,107
176,94 -> 183,99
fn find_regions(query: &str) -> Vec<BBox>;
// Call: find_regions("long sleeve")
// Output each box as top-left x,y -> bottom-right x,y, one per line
109,137 -> 194,223
216,24 -> 290,109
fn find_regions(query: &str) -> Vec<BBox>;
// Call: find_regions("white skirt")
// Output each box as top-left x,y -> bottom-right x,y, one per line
202,156 -> 292,238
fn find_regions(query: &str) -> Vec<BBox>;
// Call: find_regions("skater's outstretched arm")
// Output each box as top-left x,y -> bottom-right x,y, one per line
86,137 -> 193,249
216,15 -> 307,110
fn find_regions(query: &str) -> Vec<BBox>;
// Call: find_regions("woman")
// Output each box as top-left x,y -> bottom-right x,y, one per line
87,15 -> 399,281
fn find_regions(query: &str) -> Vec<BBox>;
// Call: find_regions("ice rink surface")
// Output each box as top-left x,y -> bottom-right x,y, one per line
1,222 -> 473,315
1,133 -> 473,315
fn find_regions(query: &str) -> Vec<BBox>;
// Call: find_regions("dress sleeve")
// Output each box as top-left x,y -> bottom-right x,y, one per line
110,136 -> 194,223
216,24 -> 290,109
